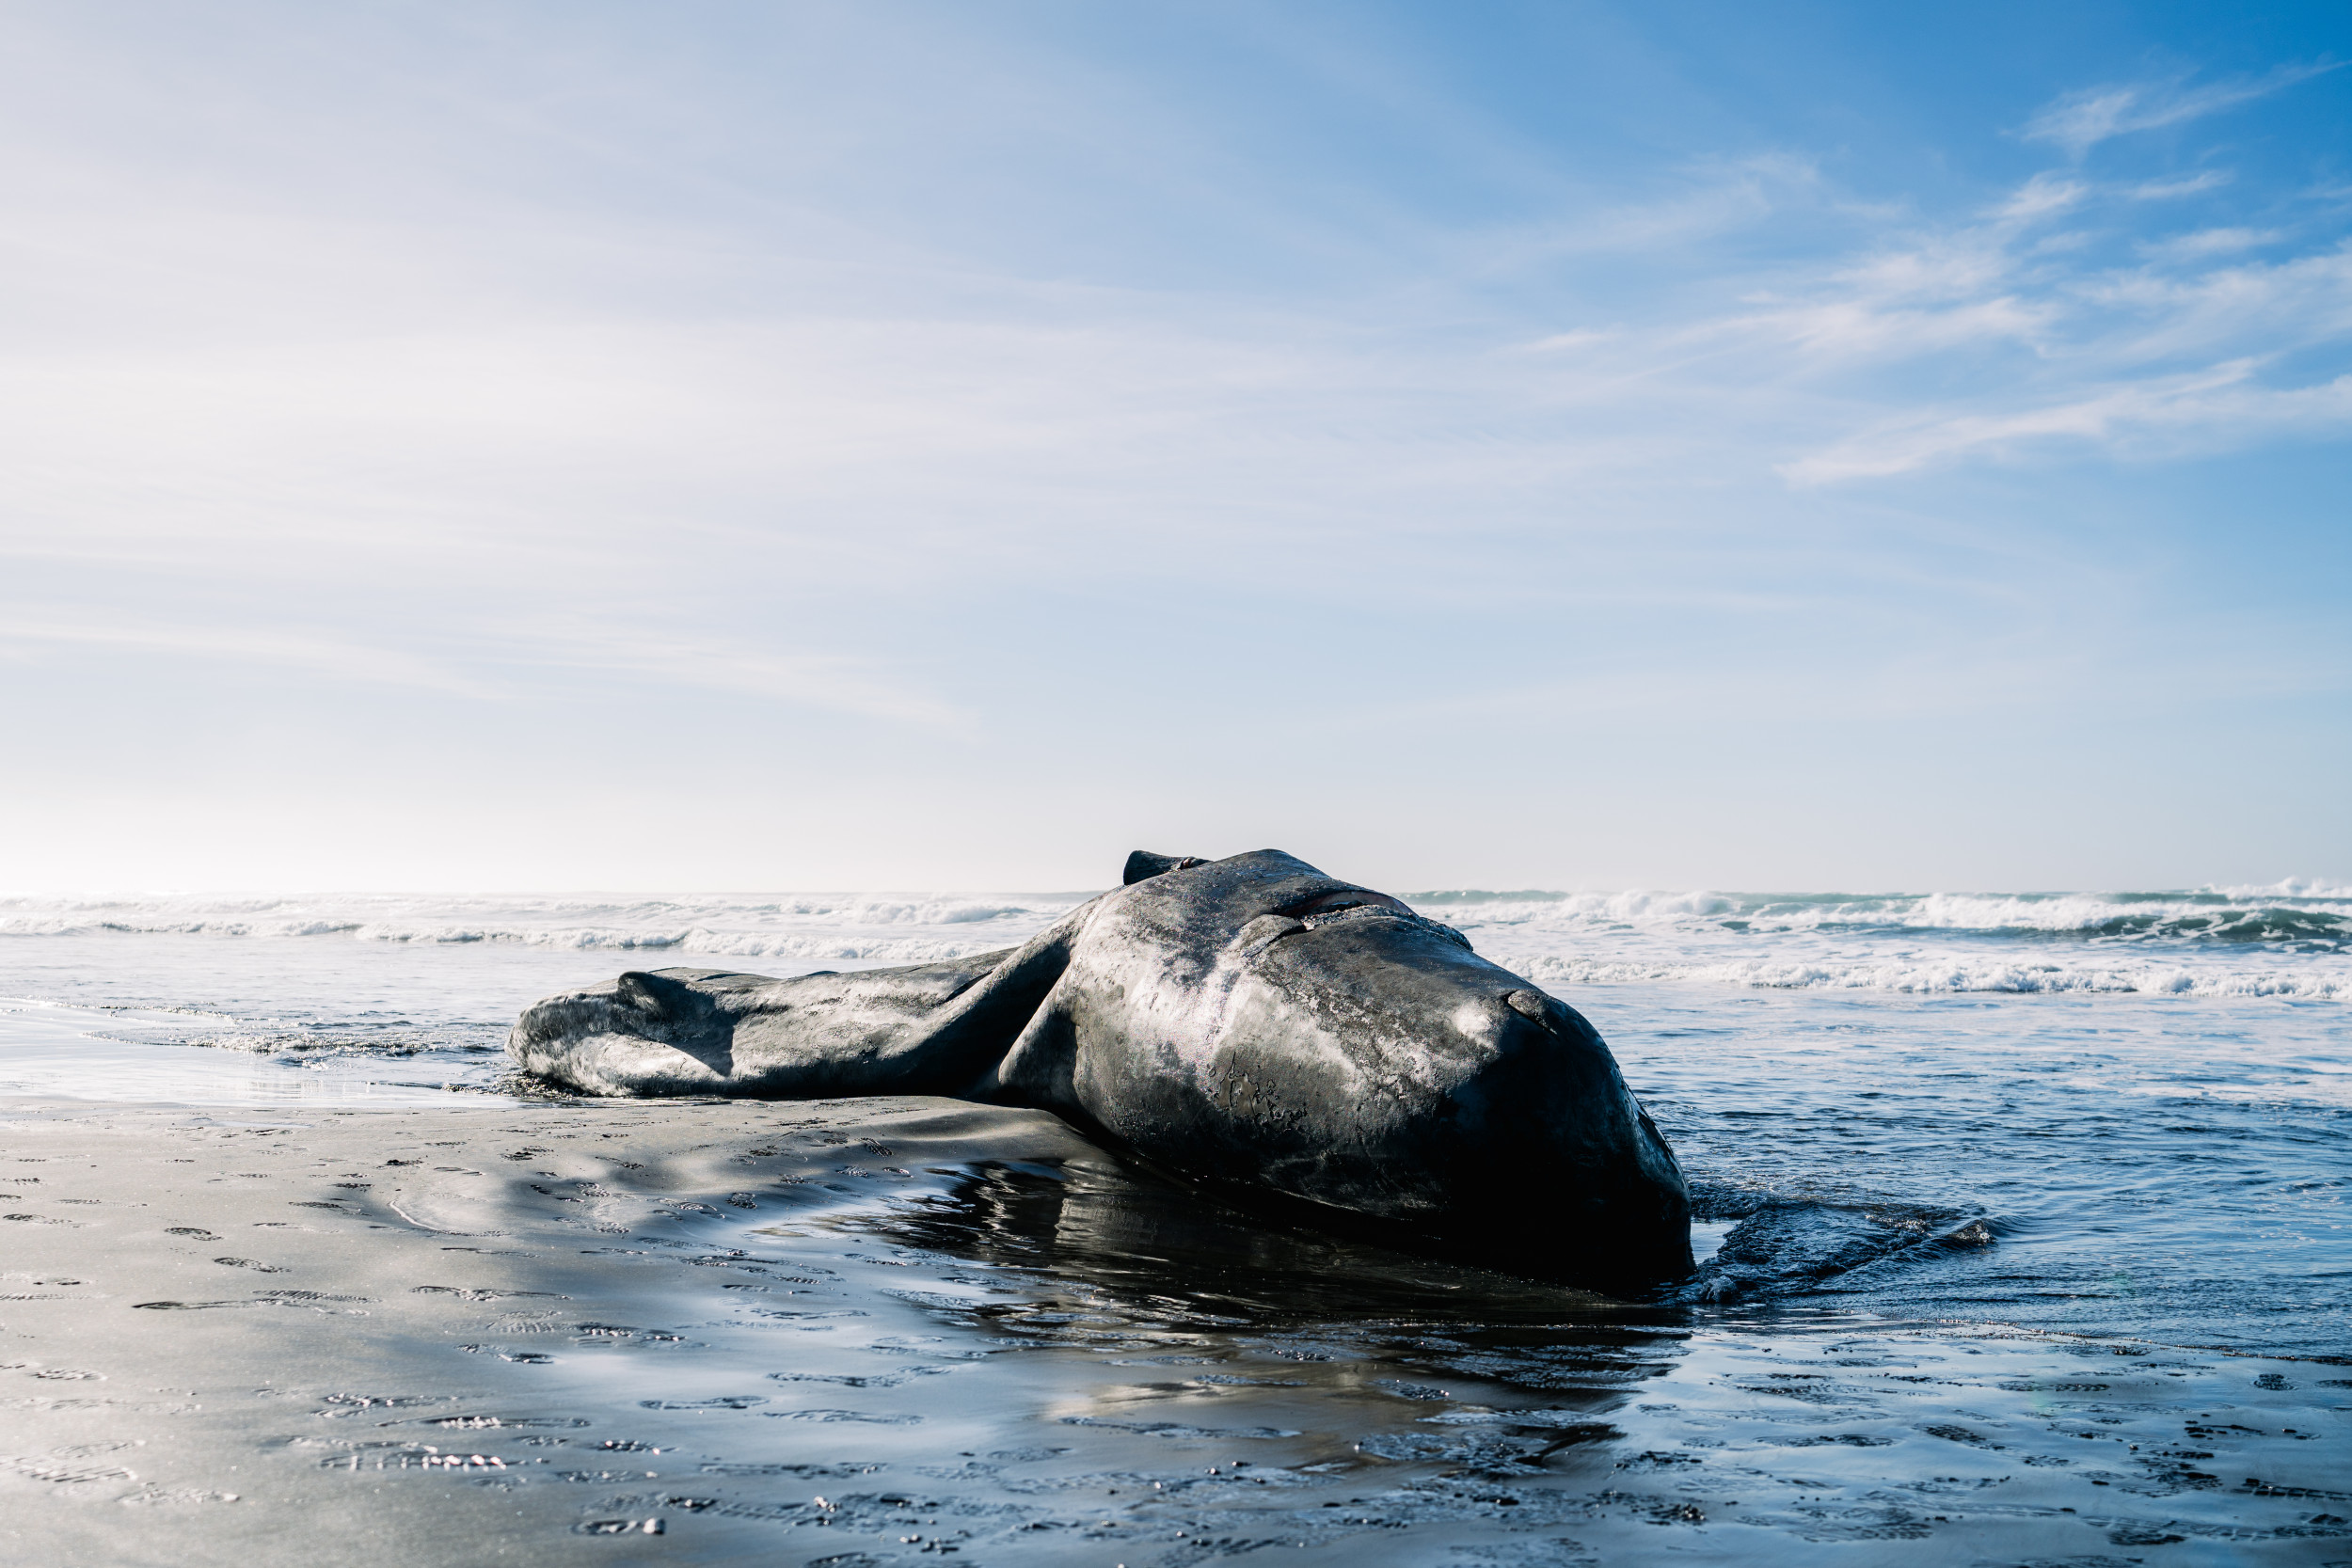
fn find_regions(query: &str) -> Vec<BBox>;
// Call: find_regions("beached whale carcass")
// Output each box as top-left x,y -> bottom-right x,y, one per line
509,849 -> 1692,1287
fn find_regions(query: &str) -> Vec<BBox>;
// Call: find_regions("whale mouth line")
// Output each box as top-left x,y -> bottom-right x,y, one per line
1274,890 -> 1416,920
1287,901 -> 1479,953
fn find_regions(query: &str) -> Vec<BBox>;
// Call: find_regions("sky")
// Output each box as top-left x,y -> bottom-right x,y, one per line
1,0 -> 2347,893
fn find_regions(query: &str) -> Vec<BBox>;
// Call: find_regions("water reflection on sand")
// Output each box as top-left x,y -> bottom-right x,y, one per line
1,1096 -> 2346,1563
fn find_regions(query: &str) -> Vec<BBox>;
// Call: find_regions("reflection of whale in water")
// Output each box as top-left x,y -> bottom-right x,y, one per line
511,848 -> 1692,1289
836,1152 -> 1679,1452
876,1155 -> 1628,1324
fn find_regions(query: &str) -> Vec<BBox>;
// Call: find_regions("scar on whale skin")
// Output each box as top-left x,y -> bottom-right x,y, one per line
509,848 -> 1692,1289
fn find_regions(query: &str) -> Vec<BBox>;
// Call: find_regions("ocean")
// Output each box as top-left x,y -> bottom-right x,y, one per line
3,881 -> 2347,1561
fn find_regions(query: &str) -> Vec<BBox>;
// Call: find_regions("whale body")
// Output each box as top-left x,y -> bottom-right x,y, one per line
508,849 -> 1692,1287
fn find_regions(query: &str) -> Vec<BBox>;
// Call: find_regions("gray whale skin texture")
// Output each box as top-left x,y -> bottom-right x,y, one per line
510,849 -> 1692,1287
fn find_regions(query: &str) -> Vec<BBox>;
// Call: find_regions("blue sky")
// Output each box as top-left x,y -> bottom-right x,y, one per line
1,1 -> 2346,891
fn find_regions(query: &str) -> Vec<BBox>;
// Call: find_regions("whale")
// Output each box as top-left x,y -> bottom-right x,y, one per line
508,848 -> 1692,1288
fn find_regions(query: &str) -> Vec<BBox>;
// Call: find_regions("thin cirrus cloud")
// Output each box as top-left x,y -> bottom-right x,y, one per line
1503,154 -> 2352,484
1474,154 -> 1829,269
0,606 -> 961,726
1778,361 -> 2352,484
2138,226 -> 2284,260
503,622 -> 968,730
2019,62 -> 2344,158
1420,68 -> 2351,488
2129,170 -> 2234,200
0,611 -> 493,696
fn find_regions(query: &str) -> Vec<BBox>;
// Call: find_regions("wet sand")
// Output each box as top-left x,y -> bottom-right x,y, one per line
2,1094 -> 2347,1565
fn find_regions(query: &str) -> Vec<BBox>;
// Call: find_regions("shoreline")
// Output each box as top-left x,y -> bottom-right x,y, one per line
3,1094 -> 2345,1565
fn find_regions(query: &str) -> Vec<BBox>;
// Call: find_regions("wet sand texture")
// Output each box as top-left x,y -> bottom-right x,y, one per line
2,1095 -> 2347,1566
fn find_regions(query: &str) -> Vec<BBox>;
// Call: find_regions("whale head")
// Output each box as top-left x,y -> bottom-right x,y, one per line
1029,849 -> 1694,1290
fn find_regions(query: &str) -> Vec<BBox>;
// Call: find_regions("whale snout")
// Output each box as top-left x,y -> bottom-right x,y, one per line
1442,991 -> 1693,1287
1213,911 -> 1692,1288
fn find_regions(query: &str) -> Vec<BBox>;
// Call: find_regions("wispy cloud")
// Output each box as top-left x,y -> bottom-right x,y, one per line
501,622 -> 967,729
1780,363 -> 2352,483
0,608 -> 966,732
2021,64 -> 2342,158
1991,172 -> 2089,223
1695,287 -> 2052,365
0,612 -> 494,695
1642,152 -> 2352,481
2130,170 -> 2233,200
2139,226 -> 2282,261
1476,155 -> 1827,272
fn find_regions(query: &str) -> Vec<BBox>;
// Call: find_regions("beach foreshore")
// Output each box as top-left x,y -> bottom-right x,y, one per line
2,1094 -> 2345,1566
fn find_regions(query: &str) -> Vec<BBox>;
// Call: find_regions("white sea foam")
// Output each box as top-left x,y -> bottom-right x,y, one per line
2,883 -> 2345,1000
2210,877 -> 2352,900
1420,886 -> 2352,939
0,892 -> 1082,969
1508,952 -> 2352,1001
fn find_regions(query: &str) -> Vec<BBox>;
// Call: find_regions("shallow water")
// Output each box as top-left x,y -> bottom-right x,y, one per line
4,1098 -> 2346,1565
1,884 -> 2347,1560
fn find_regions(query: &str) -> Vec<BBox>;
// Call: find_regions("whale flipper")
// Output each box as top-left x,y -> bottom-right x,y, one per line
508,916 -> 1086,1099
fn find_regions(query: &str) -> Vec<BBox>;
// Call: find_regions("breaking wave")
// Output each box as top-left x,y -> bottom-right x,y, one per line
3,881 -> 2344,1000
0,894 -> 1076,967
1407,881 -> 2352,1002
1412,882 -> 2352,951
1508,952 -> 2352,1000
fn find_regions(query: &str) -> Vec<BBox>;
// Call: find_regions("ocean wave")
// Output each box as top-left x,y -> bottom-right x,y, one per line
9,885 -> 2347,947
0,893 -> 1073,954
0,917 -> 1029,968
4,887 -> 2345,1000
1413,886 -> 2352,949
1513,952 -> 2352,1001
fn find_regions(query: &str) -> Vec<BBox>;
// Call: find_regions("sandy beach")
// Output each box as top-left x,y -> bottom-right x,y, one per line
5,1090 -> 2346,1566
